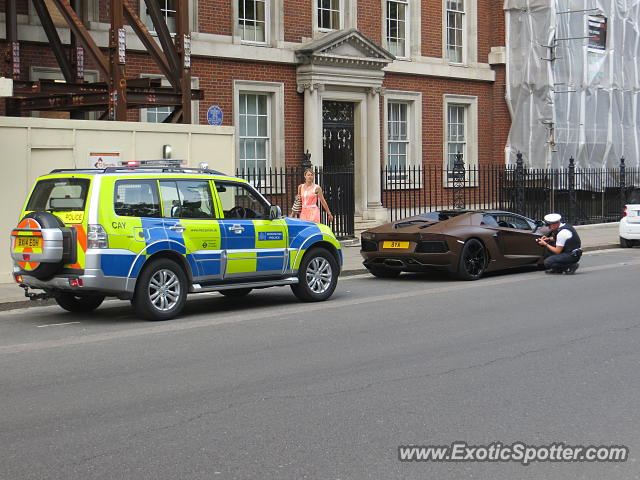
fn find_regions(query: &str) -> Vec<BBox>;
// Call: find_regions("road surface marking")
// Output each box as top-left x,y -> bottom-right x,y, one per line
36,321 -> 80,328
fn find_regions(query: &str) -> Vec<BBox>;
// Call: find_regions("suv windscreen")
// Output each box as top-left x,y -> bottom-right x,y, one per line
26,178 -> 91,212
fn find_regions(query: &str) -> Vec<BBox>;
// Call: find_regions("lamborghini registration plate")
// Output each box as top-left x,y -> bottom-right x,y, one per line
15,236 -> 42,248
383,241 -> 409,249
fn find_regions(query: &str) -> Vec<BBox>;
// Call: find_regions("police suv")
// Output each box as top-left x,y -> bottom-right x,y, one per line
10,160 -> 342,320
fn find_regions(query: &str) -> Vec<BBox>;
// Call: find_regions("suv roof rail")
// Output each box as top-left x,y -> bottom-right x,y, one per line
49,168 -> 106,174
104,166 -> 226,175
48,166 -> 226,175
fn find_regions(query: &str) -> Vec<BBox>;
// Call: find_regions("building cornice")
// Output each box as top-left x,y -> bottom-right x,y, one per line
384,58 -> 495,82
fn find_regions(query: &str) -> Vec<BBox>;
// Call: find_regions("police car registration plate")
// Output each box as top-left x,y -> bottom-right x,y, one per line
15,237 -> 41,248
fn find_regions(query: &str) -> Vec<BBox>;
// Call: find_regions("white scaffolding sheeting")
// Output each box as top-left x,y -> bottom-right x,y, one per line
504,0 -> 640,178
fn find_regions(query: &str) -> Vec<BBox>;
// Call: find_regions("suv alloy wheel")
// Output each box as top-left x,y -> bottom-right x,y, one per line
132,258 -> 188,321
291,248 -> 339,302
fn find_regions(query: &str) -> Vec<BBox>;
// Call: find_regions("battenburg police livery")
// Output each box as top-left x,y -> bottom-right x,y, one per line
9,160 -> 342,320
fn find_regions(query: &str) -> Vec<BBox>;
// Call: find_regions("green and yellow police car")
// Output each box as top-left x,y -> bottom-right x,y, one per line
10,160 -> 342,320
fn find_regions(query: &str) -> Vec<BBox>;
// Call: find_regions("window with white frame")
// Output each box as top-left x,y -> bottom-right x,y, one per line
238,0 -> 267,43
383,91 -> 422,188
145,0 -> 177,34
238,93 -> 270,172
387,102 -> 409,169
446,0 -> 464,63
444,95 -> 478,186
446,104 -> 465,169
234,81 -> 284,174
317,0 -> 342,30
146,105 -> 173,123
386,0 -> 409,58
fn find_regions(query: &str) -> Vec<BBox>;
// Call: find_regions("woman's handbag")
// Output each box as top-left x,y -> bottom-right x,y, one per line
291,194 -> 302,214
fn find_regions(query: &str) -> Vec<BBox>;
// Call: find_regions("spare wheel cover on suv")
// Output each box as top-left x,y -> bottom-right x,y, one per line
12,212 -> 66,280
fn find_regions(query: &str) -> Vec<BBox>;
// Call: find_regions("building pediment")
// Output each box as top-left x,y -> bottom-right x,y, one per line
296,28 -> 395,69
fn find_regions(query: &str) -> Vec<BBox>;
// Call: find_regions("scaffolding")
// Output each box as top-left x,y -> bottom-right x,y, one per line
2,0 -> 202,122
504,0 -> 640,180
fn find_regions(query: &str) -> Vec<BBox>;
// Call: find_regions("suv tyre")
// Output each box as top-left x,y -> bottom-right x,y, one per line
17,212 -> 66,280
291,248 -> 339,302
132,258 -> 188,321
54,293 -> 105,313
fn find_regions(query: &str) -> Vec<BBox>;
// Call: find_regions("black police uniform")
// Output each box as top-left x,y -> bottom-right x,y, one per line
543,224 -> 582,273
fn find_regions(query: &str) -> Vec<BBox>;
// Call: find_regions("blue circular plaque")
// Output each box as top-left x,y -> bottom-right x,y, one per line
207,105 -> 223,126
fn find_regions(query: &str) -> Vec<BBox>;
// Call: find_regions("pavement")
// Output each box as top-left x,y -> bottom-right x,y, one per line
0,222 -> 622,311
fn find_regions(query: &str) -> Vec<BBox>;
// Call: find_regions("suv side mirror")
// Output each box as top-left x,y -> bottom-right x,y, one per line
269,205 -> 282,220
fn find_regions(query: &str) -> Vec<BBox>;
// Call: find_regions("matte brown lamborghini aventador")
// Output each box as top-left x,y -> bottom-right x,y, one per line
360,210 -> 547,280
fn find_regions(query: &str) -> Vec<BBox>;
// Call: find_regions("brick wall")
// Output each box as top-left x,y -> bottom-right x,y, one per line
384,73 -> 506,167
283,0 -> 312,43
357,0 -> 382,45
477,0 -> 492,62
490,65 -> 510,163
422,0 -> 443,59
198,0 -> 233,35
491,0 -> 506,47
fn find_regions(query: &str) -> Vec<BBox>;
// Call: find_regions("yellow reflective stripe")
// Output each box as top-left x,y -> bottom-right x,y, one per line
210,181 -> 225,218
291,248 -> 306,270
226,253 -> 257,274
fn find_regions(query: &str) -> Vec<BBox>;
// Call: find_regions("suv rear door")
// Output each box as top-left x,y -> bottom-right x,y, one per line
213,180 -> 288,279
159,179 -> 223,281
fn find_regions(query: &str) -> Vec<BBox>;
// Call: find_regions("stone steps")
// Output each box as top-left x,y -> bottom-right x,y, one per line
353,219 -> 385,239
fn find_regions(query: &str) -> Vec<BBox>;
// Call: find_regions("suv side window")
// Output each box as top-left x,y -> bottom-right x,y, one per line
215,182 -> 269,219
114,179 -> 161,217
159,180 -> 215,219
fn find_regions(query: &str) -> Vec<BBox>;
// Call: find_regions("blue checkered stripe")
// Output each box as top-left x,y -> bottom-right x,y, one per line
100,217 -> 328,279
100,218 -> 170,277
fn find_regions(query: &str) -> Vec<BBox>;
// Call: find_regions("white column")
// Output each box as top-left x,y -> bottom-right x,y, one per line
300,83 -> 321,165
366,87 -> 383,213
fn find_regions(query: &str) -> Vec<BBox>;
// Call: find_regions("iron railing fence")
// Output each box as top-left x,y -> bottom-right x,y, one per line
237,162 -> 639,238
236,165 -> 355,238
381,163 -> 640,224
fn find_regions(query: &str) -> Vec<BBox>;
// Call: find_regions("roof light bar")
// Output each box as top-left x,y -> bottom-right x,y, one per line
120,159 -> 184,167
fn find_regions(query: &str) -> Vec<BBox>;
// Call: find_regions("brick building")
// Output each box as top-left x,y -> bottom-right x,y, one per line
1,0 -> 510,224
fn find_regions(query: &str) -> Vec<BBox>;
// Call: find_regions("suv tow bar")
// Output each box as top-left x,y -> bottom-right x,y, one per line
20,285 -> 52,301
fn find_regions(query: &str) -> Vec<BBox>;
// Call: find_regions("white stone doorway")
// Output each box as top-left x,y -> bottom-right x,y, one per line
296,29 -> 395,228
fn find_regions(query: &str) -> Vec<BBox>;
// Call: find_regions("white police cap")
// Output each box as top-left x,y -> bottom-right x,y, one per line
544,213 -> 562,224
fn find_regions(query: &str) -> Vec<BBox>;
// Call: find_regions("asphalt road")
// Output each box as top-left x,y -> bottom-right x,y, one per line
1,249 -> 639,480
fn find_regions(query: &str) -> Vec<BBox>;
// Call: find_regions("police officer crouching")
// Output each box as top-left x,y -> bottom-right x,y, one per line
537,213 -> 582,274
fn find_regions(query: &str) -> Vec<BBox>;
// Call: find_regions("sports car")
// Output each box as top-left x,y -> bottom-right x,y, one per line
360,210 -> 547,280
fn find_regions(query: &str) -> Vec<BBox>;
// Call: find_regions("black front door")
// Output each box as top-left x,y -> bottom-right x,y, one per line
322,101 -> 355,237
322,101 -> 354,170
